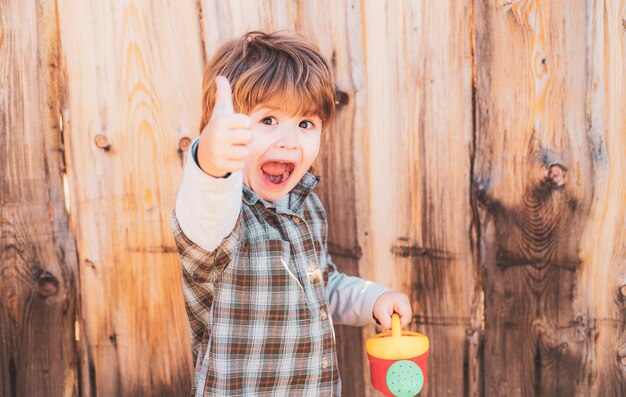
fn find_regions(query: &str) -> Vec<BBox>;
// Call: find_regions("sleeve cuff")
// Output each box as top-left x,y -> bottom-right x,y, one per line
174,136 -> 243,252
358,282 -> 392,325
185,137 -> 242,193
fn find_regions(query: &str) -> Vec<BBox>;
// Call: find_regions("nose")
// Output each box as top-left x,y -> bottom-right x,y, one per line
274,125 -> 299,150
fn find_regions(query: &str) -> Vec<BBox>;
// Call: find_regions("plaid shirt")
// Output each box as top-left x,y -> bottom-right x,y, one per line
172,143 -> 388,396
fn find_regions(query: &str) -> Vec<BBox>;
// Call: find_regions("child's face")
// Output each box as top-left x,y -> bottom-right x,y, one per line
242,103 -> 322,202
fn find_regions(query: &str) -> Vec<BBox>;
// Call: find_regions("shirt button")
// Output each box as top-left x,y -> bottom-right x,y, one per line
308,262 -> 317,272
321,357 -> 330,369
320,309 -> 328,320
292,217 -> 301,224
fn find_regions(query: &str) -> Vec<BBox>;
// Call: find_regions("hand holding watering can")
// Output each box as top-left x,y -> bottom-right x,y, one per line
365,314 -> 430,396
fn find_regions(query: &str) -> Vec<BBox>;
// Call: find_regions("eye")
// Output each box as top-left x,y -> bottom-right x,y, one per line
299,120 -> 315,129
261,116 -> 277,126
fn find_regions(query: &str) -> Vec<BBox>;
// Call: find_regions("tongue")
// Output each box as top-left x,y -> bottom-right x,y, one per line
261,161 -> 288,176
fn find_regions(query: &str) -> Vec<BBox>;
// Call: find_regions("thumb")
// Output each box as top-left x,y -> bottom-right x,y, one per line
214,76 -> 234,115
378,307 -> 394,329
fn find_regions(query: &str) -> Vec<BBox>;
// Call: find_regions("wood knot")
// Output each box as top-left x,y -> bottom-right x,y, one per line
334,88 -> 349,109
548,163 -> 566,187
619,284 -> 626,298
178,136 -> 192,152
619,355 -> 626,367
35,269 -> 59,297
94,134 -> 111,151
475,185 -> 488,203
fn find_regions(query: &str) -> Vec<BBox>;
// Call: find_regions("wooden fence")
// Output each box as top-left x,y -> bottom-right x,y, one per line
1,0 -> 625,396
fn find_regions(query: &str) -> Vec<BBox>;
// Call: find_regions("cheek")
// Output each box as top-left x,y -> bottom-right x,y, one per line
244,133 -> 265,165
301,134 -> 321,163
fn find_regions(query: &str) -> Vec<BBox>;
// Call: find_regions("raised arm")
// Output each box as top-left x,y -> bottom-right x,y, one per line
174,138 -> 242,251
174,76 -> 251,251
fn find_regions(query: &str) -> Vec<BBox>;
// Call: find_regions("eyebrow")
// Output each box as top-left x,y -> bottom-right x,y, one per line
257,106 -> 321,120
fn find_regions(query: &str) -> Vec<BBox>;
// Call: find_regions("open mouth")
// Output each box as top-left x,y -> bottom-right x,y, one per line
260,161 -> 295,186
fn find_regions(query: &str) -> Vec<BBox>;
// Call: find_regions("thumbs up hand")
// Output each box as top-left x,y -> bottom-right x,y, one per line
197,76 -> 252,178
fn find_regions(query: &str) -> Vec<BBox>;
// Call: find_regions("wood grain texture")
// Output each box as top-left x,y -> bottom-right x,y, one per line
474,0 -> 626,395
4,1 -> 624,395
0,1 -> 79,396
579,0 -> 626,395
56,1 -> 203,395
361,1 -> 479,396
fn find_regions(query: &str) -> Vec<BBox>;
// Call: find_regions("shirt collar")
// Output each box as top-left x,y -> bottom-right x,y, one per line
242,172 -> 321,214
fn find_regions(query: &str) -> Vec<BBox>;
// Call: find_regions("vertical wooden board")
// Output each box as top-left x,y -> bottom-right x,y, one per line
474,0 -> 587,394
0,1 -> 79,396
362,1 -> 477,396
474,0 -> 626,395
57,1 -> 204,395
200,0 -> 297,55
578,0 -> 626,395
301,3 -> 371,395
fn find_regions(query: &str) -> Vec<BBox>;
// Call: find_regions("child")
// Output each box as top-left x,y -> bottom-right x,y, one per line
172,31 -> 412,396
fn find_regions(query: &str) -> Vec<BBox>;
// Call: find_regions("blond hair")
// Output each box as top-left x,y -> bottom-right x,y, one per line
199,31 -> 336,134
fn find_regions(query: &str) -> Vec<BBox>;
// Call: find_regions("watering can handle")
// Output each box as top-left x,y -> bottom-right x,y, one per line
391,313 -> 402,339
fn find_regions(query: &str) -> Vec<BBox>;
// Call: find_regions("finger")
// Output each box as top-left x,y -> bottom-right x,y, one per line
214,76 -> 234,115
225,146 -> 250,161
395,300 -> 413,326
399,309 -> 412,327
379,309 -> 393,329
222,129 -> 253,146
218,114 -> 251,130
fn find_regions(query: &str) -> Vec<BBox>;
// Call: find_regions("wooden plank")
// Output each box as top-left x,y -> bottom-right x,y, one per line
474,0 -> 626,394
360,1 -> 478,396
580,0 -> 626,394
305,3 -> 371,395
56,1 -> 203,395
0,1 -> 79,396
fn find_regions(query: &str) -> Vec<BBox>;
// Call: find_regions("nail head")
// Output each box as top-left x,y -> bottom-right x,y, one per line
335,89 -> 349,108
178,136 -> 192,152
94,134 -> 111,150
549,163 -> 566,186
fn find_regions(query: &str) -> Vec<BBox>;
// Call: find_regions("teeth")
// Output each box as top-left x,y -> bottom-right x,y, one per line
264,171 -> 290,185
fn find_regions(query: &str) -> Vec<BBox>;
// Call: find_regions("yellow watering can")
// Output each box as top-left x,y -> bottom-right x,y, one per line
365,314 -> 430,396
